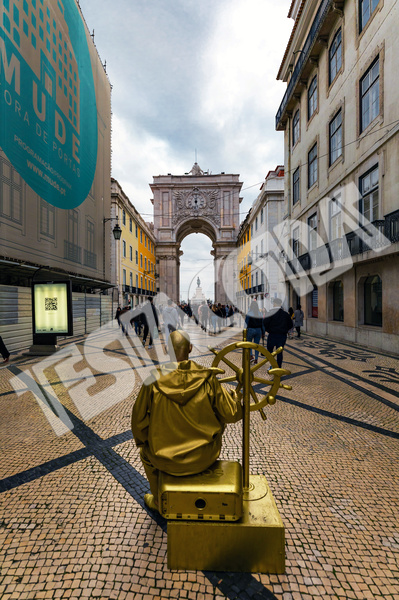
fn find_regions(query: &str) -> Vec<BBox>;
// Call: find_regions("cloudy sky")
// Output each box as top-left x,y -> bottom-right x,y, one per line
79,0 -> 293,300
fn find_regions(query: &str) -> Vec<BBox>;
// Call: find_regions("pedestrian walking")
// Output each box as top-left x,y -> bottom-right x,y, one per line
199,301 -> 209,332
162,299 -> 179,348
115,306 -> 122,328
294,305 -> 304,338
119,306 -> 131,335
245,300 -> 264,364
142,297 -> 159,349
0,336 -> 10,363
263,298 -> 293,368
288,307 -> 295,339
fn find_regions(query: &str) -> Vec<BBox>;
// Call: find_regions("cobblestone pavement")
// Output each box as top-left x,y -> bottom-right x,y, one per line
1,318 -> 398,600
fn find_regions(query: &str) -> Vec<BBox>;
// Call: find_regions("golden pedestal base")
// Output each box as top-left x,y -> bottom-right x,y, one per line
167,475 -> 285,573
159,460 -> 243,521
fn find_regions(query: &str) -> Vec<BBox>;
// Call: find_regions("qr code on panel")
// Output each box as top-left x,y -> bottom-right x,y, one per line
45,297 -> 58,311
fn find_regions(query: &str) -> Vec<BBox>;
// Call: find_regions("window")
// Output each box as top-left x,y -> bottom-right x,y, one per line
122,240 -> 126,257
332,281 -> 344,321
308,76 -> 317,120
129,217 -> 132,232
311,286 -> 318,318
330,198 -> 342,240
292,226 -> 300,257
144,257 -> 147,271
292,110 -> 300,146
68,209 -> 79,245
255,216 -> 258,231
135,250 -> 138,264
359,165 -> 379,222
360,57 -> 379,132
329,109 -> 343,165
364,275 -> 382,326
145,235 -> 147,248
0,155 -> 23,224
308,144 -> 318,188
251,224 -> 253,236
122,269 -> 126,286
308,213 -> 318,251
86,220 -> 95,253
129,245 -> 132,261
329,29 -> 342,85
140,230 -> 143,243
40,199 -> 55,238
359,0 -> 379,32
135,223 -> 138,237
130,272 -> 133,287
293,167 -> 300,205
136,274 -> 138,288
122,209 -> 126,226
260,209 -> 264,224
140,253 -> 143,268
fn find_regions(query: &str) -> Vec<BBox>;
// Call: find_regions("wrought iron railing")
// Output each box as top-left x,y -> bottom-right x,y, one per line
275,0 -> 333,129
64,240 -> 81,264
83,250 -> 97,269
287,211 -> 398,274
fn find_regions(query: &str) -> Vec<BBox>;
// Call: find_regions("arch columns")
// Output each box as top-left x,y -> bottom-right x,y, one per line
156,243 -> 181,302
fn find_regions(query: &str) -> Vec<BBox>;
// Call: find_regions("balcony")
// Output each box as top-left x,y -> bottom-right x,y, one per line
64,241 -> 81,264
286,211 -> 399,274
83,250 -> 97,269
276,0 -> 335,130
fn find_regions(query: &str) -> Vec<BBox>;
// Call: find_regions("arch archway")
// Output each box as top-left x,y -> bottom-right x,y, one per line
179,232 -> 215,303
150,163 -> 242,302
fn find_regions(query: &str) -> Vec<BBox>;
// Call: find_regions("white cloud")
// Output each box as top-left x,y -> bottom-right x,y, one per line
200,0 -> 292,126
79,0 -> 294,300
111,114 -> 188,215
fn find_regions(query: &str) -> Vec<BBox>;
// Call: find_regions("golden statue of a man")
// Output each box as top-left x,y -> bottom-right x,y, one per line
131,330 -> 242,511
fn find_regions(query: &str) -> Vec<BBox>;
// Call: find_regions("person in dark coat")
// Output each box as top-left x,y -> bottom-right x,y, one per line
0,336 -> 10,363
293,305 -> 304,338
245,300 -> 264,364
142,297 -> 159,349
263,298 -> 293,368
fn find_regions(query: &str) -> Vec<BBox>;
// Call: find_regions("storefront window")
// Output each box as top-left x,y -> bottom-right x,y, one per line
364,275 -> 382,326
333,281 -> 344,321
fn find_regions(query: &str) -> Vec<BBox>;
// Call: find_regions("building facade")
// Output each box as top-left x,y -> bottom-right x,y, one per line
276,0 -> 399,352
111,179 -> 156,308
0,1 -> 113,351
236,209 -> 252,314
236,167 -> 286,313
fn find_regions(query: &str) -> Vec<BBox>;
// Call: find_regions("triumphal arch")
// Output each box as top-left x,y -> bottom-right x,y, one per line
150,163 -> 242,303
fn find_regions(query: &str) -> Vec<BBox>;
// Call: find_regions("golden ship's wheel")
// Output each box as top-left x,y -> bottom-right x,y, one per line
210,340 -> 292,421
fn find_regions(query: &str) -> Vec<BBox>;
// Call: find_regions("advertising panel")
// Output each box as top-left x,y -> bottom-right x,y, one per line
33,281 -> 73,335
0,0 -> 97,209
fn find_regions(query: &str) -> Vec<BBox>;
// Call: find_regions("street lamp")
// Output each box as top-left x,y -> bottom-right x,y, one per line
103,216 -> 122,283
103,217 -> 122,240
